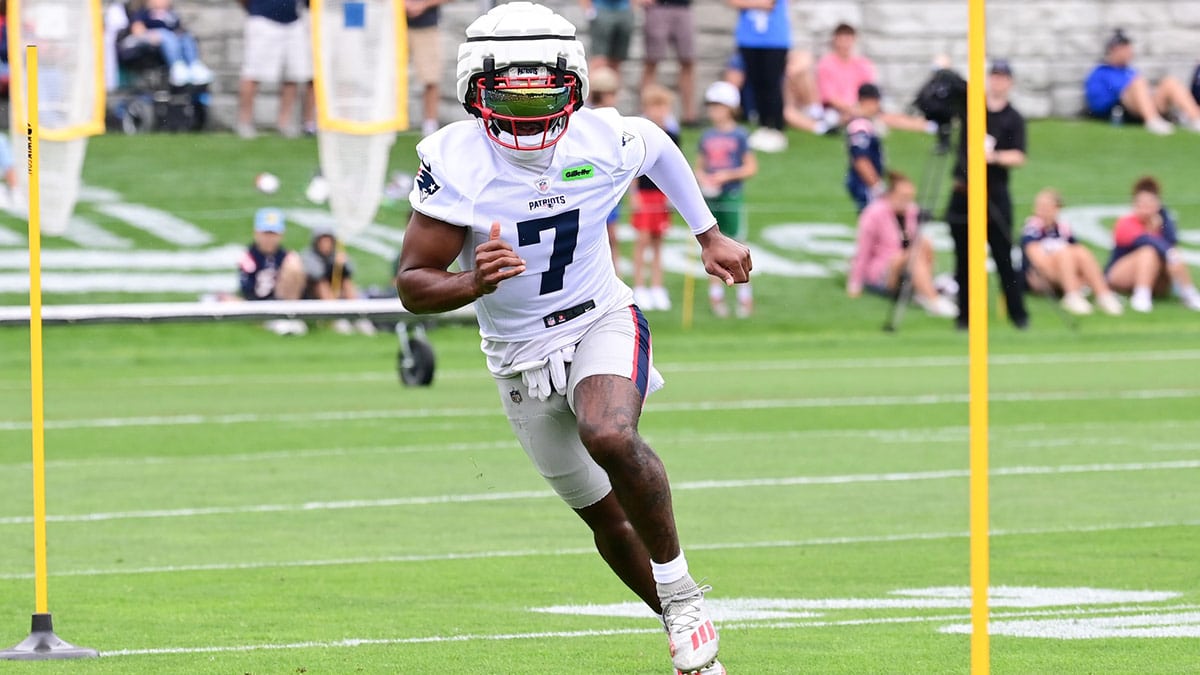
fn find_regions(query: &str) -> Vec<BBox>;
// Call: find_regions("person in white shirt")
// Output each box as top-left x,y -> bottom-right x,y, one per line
395,4 -> 749,673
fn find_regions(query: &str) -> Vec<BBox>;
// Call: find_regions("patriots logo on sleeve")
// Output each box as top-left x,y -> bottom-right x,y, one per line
415,159 -> 441,203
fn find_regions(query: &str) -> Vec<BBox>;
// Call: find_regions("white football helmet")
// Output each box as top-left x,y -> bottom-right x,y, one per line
457,2 -> 589,155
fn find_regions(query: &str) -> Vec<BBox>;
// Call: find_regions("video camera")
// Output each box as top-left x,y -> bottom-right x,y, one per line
912,68 -> 967,152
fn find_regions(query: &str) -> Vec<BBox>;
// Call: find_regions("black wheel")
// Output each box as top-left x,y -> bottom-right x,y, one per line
398,336 -> 435,386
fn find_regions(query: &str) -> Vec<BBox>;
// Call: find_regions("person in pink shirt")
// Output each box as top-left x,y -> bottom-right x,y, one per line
1104,176 -> 1200,312
817,23 -> 877,126
847,171 -> 957,318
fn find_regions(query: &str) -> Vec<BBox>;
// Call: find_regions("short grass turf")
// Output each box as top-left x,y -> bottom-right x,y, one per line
0,120 -> 1198,673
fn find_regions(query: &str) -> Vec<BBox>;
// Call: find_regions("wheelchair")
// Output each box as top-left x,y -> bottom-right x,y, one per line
108,24 -> 209,134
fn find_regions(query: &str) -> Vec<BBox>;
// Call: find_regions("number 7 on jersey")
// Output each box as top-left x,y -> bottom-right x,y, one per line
516,209 -> 581,295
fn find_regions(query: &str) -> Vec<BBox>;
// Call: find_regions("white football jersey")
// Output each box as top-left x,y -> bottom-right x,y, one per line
410,107 -> 644,373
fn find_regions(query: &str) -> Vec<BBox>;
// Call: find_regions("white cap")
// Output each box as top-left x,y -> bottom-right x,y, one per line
704,81 -> 741,109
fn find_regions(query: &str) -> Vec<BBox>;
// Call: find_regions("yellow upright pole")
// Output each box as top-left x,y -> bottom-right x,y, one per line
966,1 -> 991,674
0,46 -> 98,662
681,243 -> 695,330
25,44 -> 49,617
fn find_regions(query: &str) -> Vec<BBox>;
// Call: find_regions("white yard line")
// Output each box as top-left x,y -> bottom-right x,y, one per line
93,203 -> 213,246
3,349 -> 1195,391
1,460 -> 1196,527
95,603 -> 1200,658
0,273 -> 236,294
0,422 -> 1172,471
664,349 -> 1200,374
1,388 -> 1197,432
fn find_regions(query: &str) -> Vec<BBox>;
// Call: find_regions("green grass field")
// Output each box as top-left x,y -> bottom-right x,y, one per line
0,121 -> 1198,673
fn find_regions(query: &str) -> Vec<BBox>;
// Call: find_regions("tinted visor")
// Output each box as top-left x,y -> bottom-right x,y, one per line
482,86 -> 572,119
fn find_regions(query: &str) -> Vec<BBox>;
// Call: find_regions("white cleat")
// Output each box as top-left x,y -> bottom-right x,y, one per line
661,580 -> 719,674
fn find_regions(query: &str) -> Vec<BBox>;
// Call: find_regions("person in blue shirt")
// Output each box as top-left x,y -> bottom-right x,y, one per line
845,83 -> 884,213
1083,29 -> 1200,135
730,0 -> 790,153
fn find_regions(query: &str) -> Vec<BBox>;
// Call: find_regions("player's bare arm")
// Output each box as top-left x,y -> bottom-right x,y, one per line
395,212 -> 525,313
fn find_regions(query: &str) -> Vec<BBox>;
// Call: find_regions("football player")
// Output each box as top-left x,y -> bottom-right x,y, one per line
395,4 -> 750,673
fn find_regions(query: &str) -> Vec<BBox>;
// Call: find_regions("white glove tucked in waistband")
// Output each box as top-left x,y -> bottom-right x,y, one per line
511,345 -> 575,402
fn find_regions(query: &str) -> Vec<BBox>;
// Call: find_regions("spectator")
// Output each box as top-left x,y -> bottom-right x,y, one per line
729,0 -> 790,153
695,80 -> 758,317
238,208 -> 308,335
126,0 -> 213,87
588,67 -> 624,271
782,48 -> 837,135
845,83 -> 885,213
302,229 -> 377,334
631,84 -> 679,311
847,171 -> 957,318
1105,176 -> 1200,312
236,0 -> 314,139
1021,188 -> 1124,316
638,0 -> 697,126
407,0 -> 451,136
816,23 -> 876,128
1083,29 -> 1200,135
580,0 -> 633,88
945,59 -> 1029,330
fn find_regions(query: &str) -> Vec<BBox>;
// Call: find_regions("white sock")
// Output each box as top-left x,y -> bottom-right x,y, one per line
651,551 -> 689,585
709,284 -> 725,303
1133,286 -> 1152,303
736,284 -> 753,303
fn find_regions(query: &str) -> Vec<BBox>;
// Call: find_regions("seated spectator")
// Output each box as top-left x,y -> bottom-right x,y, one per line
631,84 -> 679,312
125,0 -> 213,87
238,208 -> 307,335
845,83 -> 884,213
1083,29 -> 1200,135
302,228 -> 376,335
781,49 -> 840,135
816,23 -> 876,127
847,171 -> 958,318
1105,176 -> 1200,312
1021,189 -> 1123,316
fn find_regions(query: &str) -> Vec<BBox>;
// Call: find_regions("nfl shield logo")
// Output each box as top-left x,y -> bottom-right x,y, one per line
509,388 -> 523,404
534,176 -> 551,193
